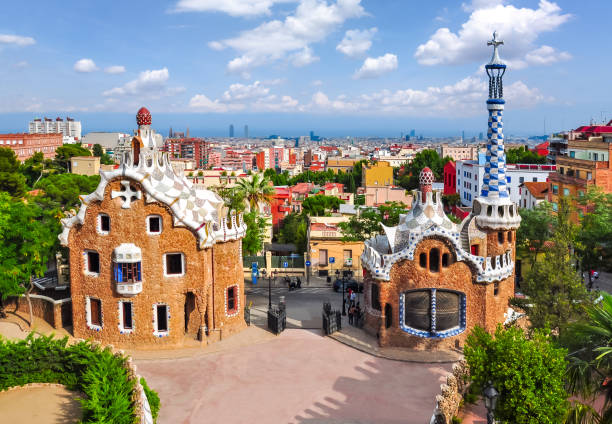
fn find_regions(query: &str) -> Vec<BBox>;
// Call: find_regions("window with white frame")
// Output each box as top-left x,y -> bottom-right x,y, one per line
153,304 -> 169,336
84,250 -> 100,275
118,301 -> 134,333
86,297 -> 103,330
147,215 -> 162,234
164,253 -> 184,276
98,213 -> 110,234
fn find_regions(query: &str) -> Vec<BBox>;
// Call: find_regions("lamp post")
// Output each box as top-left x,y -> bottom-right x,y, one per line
262,269 -> 275,310
483,381 -> 499,424
337,270 -> 346,316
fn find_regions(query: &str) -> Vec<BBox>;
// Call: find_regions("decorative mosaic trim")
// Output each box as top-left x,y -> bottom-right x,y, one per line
361,226 -> 514,284
96,213 -> 110,235
225,284 -> 240,317
399,289 -> 466,339
152,303 -> 170,337
85,296 -> 103,332
117,301 -> 135,334
364,280 -> 382,317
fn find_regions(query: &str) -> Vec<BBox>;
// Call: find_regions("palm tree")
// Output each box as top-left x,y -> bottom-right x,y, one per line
563,292 -> 612,423
235,173 -> 275,212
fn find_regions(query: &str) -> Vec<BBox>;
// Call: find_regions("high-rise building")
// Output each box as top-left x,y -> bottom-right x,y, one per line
229,124 -> 234,138
479,132 -> 484,141
29,117 -> 81,140
244,125 -> 249,139
410,129 -> 416,137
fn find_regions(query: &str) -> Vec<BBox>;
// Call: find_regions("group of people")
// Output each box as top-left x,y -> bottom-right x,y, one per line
346,289 -> 362,326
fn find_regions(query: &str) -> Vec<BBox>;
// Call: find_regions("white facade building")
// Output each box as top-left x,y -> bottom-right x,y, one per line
457,159 -> 555,207
29,117 -> 81,140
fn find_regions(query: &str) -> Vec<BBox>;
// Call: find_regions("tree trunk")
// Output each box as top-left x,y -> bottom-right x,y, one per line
26,277 -> 34,329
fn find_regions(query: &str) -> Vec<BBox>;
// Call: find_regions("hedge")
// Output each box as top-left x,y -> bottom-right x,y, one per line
0,333 -> 160,423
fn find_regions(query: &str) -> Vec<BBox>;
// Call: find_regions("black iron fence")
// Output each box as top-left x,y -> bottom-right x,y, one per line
267,305 -> 286,335
271,255 -> 305,269
243,256 -> 265,269
322,302 -> 342,335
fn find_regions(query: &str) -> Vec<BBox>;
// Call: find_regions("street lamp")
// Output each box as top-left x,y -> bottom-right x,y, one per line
261,269 -> 275,310
337,270 -> 346,316
483,381 -> 499,424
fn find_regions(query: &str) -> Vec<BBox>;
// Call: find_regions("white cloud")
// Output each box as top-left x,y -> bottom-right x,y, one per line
311,79 -> 323,86
211,0 -> 365,73
415,0 -> 571,68
524,45 -> 571,66
13,61 -> 29,68
336,27 -> 377,58
74,58 -> 98,73
222,80 -> 270,102
291,47 -> 319,66
104,65 -> 126,74
353,53 -> 397,79
189,94 -> 232,112
173,0 -> 294,17
103,68 -> 184,99
0,34 -> 35,46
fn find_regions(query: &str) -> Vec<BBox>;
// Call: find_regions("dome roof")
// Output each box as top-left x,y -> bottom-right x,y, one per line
419,167 -> 434,186
136,107 -> 151,126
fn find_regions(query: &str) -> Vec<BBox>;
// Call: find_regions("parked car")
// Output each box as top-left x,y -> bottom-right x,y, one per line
333,278 -> 363,293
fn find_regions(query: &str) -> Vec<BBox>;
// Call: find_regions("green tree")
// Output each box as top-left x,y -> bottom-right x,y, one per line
577,187 -> 612,273
516,201 -> 554,263
54,144 -> 91,172
0,147 -> 27,197
465,325 -> 569,424
301,195 -> 343,216
92,144 -> 104,157
398,150 -> 452,190
0,193 -> 57,325
562,292 -> 612,423
34,173 -> 100,210
235,173 -> 275,211
347,173 -> 356,193
339,202 -> 408,241
242,211 -> 269,255
276,212 -> 308,253
210,186 -> 246,214
511,198 -> 591,335
506,146 -> 546,164
442,193 -> 461,209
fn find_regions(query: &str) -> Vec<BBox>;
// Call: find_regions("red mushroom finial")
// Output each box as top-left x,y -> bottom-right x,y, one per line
136,107 -> 151,126
419,167 -> 434,202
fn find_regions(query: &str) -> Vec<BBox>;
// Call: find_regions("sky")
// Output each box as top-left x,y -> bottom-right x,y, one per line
0,0 -> 610,137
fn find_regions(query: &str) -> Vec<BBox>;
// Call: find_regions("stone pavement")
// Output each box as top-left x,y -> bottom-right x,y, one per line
136,329 -> 452,424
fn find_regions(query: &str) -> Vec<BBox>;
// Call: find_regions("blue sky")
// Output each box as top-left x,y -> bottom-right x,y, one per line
0,0 -> 609,137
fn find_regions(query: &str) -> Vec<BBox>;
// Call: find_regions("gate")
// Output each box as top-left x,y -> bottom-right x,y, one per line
267,305 -> 286,335
322,302 -> 342,335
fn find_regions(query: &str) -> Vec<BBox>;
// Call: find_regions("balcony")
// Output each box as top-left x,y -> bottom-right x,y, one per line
549,172 -> 588,188
116,281 -> 142,296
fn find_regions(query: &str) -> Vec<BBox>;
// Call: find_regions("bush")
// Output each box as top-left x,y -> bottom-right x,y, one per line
141,377 -> 161,422
0,333 -> 159,423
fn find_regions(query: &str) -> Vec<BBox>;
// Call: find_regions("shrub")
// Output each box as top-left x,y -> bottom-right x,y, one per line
141,377 -> 161,422
0,333 -> 159,423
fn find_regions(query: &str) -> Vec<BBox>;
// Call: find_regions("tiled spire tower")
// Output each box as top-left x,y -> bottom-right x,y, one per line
473,33 -> 520,230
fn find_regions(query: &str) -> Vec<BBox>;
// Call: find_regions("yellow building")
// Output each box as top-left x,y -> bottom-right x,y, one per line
70,156 -> 100,176
326,157 -> 359,173
308,216 -> 364,277
362,160 -> 393,187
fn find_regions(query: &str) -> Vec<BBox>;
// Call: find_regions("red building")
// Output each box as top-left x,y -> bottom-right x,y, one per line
0,133 -> 62,161
443,161 -> 457,195
530,141 -> 549,157
270,187 -> 292,229
162,138 -> 210,169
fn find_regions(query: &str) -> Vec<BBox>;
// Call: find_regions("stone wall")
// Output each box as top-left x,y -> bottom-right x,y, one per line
431,360 -> 470,424
6,295 -> 71,329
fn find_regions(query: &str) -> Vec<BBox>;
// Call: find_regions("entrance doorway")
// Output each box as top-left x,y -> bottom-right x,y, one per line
184,292 -> 196,334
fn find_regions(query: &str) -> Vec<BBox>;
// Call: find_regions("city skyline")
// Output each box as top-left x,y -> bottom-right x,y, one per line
1,0 -> 609,134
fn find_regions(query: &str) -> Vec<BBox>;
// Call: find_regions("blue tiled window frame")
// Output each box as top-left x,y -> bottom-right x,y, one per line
399,288 -> 466,338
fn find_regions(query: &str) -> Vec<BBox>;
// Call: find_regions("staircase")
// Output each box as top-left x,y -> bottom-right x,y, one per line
459,216 -> 472,252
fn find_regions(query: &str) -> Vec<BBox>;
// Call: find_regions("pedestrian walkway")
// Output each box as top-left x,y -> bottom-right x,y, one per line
246,286 -> 333,295
329,316 -> 462,364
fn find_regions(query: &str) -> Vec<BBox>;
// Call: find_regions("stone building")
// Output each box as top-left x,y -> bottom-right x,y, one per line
361,34 -> 521,349
59,107 -> 247,348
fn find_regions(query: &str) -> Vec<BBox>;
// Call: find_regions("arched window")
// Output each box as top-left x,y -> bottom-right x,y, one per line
429,248 -> 440,272
442,253 -> 450,268
419,253 -> 427,268
507,231 -> 513,242
498,232 -> 504,244
371,283 -> 381,311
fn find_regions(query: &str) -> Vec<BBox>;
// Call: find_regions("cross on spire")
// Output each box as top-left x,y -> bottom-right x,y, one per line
487,31 -> 504,65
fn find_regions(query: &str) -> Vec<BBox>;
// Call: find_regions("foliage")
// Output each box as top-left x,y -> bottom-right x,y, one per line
0,333 -> 159,423
442,193 -> 461,208
577,187 -> 612,273
339,202 -> 408,241
0,147 -> 27,197
19,151 -> 60,188
446,213 -> 462,224
301,195 -> 343,216
264,160 -> 368,193
34,173 -> 100,211
242,211 -> 269,255
516,201 -> 554,262
355,194 -> 365,206
397,149 -> 452,190
235,173 -> 275,211
276,212 -> 307,253
511,198 -> 591,335
561,292 -> 612,423
54,144 -> 91,172
506,146 -> 546,164
211,185 -> 246,214
140,377 -> 160,423
0,193 -> 56,300
465,325 -> 569,424
92,144 -> 104,157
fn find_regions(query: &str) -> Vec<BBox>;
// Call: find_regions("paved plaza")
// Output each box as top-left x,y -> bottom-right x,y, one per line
136,329 -> 452,424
